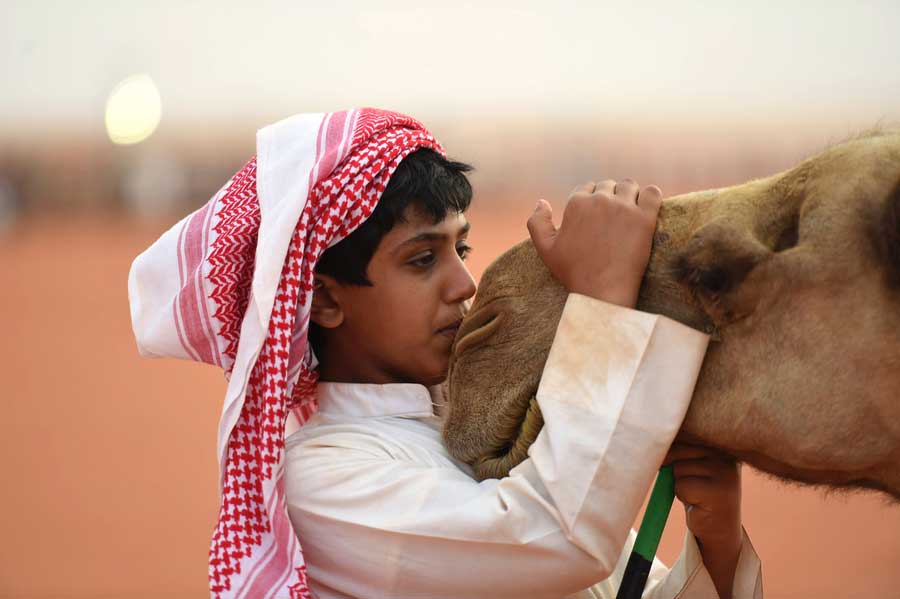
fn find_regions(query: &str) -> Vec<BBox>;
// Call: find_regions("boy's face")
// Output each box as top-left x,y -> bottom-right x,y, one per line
316,207 -> 476,386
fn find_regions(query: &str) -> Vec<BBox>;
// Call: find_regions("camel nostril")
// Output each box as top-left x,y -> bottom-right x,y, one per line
452,303 -> 505,357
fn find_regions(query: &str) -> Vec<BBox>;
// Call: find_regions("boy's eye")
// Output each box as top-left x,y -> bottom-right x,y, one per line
409,251 -> 436,268
408,244 -> 473,269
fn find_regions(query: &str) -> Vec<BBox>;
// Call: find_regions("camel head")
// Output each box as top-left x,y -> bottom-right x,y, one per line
444,130 -> 900,500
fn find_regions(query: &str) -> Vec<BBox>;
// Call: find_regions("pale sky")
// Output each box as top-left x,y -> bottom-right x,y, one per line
2,1 -> 900,137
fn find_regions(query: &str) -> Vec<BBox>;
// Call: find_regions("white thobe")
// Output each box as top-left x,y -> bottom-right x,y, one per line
284,294 -> 763,598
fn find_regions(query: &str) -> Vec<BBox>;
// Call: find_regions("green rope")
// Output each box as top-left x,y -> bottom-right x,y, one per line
616,466 -> 676,599
634,465 -> 676,560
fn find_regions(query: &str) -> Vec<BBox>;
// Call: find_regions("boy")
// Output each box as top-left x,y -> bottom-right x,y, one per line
129,109 -> 761,599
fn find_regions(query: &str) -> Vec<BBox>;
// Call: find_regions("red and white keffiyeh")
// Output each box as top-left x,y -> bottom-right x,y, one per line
128,108 -> 443,598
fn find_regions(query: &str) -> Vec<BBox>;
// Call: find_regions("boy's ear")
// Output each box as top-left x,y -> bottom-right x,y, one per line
310,274 -> 344,329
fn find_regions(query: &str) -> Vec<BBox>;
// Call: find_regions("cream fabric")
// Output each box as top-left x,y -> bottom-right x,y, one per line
284,294 -> 763,598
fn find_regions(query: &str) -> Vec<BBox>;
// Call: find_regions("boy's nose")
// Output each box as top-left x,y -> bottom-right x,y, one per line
446,258 -> 477,305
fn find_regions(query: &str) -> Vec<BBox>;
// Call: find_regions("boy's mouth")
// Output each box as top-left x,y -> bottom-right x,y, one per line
436,318 -> 463,339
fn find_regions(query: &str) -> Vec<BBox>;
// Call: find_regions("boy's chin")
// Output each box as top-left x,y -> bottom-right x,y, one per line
416,360 -> 450,387
416,366 -> 449,388
419,374 -> 448,387
388,349 -> 449,387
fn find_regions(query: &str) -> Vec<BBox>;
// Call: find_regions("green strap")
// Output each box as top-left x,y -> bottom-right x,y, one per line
633,465 -> 676,561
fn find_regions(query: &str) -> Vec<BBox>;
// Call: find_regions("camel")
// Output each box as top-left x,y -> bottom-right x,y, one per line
442,130 -> 900,501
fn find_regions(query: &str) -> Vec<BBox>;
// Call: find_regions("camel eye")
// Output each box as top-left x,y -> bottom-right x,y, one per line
673,220 -> 768,303
697,267 -> 730,295
872,178 -> 900,288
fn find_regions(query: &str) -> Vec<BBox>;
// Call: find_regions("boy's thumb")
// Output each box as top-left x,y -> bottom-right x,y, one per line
527,199 -> 557,257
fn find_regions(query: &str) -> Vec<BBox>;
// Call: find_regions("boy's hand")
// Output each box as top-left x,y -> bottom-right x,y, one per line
664,442 -> 743,599
527,179 -> 662,307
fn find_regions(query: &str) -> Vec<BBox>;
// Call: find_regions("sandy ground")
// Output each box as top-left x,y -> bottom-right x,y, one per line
1,211 -> 899,598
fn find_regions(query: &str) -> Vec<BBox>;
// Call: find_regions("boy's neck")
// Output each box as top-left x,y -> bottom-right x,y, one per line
316,340 -> 408,385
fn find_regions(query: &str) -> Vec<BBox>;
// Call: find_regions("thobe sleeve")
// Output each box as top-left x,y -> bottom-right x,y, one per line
284,293 -> 763,598
578,526 -> 763,598
642,528 -> 763,599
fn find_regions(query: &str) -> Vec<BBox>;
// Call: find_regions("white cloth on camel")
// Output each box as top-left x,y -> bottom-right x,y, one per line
284,293 -> 764,599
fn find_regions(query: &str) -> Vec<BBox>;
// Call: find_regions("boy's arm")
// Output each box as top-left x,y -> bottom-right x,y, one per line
640,526 -> 763,598
664,443 -> 745,598
526,293 -> 709,563
283,293 -> 724,598
537,300 -> 763,598
284,180 -> 762,597
529,179 -> 763,598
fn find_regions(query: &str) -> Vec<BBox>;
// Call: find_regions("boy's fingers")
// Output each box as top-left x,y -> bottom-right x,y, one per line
637,185 -> 663,215
672,458 -> 717,479
663,444 -> 715,464
614,178 -> 640,204
527,199 -> 557,259
674,476 -> 720,507
571,181 -> 596,196
594,179 -> 616,196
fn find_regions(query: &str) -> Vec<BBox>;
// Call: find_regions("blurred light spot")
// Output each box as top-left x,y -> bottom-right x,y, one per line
105,74 -> 161,145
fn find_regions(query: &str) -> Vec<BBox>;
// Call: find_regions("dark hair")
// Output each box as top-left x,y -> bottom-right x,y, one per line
314,147 -> 474,285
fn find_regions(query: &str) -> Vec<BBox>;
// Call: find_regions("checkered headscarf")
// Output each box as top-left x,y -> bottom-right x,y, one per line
128,109 -> 443,598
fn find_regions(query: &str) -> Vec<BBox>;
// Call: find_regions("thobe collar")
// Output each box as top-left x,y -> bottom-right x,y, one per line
315,382 -> 438,419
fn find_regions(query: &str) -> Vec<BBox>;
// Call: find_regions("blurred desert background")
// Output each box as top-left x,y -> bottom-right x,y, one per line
2,2 -> 900,598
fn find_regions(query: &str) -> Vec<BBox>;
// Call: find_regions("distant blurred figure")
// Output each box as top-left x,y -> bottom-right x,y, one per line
122,151 -> 188,219
0,175 -> 21,233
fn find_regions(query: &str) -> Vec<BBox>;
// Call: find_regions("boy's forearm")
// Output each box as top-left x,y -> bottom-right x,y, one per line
697,532 -> 742,599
